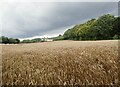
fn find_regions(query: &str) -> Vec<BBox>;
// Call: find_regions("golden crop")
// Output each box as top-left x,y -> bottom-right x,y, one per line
1,40 -> 119,85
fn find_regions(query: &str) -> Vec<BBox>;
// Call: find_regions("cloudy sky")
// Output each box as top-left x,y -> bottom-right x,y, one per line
0,0 -> 119,40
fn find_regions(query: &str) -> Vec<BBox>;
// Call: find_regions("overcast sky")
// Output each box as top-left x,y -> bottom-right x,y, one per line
0,0 -> 119,40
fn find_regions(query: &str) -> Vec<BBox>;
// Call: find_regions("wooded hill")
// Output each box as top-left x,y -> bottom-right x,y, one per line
1,14 -> 120,44
54,14 -> 120,41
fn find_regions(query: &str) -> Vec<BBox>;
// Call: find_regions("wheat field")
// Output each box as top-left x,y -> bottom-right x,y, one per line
1,40 -> 119,85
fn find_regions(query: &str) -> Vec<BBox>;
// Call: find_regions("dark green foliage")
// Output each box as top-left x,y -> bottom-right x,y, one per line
0,36 -> 20,44
113,35 -> 120,40
9,38 -> 16,44
53,35 -> 64,41
113,17 -> 120,38
95,14 -> 115,39
1,36 -> 9,44
32,38 -> 41,42
15,39 -> 20,44
21,38 -> 41,43
62,14 -> 120,40
22,40 -> 33,43
0,37 -> 2,43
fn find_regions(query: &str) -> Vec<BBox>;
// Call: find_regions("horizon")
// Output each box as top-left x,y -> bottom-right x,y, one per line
1,13 -> 119,41
0,1 -> 118,40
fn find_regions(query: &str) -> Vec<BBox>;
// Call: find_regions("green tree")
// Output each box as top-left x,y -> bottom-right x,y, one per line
113,17 -> 120,39
0,37 -> 2,43
96,14 -> 115,39
2,36 -> 9,44
0,36 -> 20,44
9,38 -> 16,44
63,14 -> 116,40
15,39 -> 20,44
53,35 -> 64,41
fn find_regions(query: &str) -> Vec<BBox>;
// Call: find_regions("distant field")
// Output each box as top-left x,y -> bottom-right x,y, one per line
2,40 -> 119,85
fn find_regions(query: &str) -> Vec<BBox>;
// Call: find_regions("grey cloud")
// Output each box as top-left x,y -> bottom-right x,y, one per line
1,2 -> 118,38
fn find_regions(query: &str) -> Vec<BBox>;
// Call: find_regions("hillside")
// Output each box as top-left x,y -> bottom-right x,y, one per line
1,14 -> 120,43
54,14 -> 120,41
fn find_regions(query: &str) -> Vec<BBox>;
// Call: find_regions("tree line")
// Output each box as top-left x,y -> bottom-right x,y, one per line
0,36 -> 20,44
0,36 -> 43,44
1,14 -> 119,43
55,14 -> 120,41
21,38 -> 42,43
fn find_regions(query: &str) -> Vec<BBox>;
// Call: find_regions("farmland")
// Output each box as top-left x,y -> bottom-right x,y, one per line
1,40 -> 119,85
